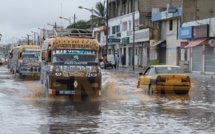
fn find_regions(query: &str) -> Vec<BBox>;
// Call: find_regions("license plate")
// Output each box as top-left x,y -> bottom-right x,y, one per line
59,90 -> 75,95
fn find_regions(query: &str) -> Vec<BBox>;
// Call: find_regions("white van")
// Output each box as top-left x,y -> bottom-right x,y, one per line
100,54 -> 116,69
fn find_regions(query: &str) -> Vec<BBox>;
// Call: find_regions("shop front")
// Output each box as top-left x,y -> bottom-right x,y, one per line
180,24 -> 215,73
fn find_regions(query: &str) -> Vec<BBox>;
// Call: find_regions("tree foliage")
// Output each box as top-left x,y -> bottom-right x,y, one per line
92,2 -> 106,27
66,2 -> 106,29
67,20 -> 91,29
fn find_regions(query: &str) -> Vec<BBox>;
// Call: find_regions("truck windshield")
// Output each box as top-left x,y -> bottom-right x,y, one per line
22,51 -> 40,59
52,50 -> 98,65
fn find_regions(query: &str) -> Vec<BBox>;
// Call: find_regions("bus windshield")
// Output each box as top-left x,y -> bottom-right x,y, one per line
22,51 -> 40,60
52,50 -> 98,65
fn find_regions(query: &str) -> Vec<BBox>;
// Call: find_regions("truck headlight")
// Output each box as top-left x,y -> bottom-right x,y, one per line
55,72 -> 62,76
90,72 -> 97,77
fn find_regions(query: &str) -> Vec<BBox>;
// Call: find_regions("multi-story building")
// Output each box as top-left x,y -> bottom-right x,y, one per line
179,0 -> 215,74
107,0 -> 182,67
151,6 -> 183,66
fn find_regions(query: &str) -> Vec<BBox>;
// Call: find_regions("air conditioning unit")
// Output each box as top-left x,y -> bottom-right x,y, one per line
116,32 -> 121,37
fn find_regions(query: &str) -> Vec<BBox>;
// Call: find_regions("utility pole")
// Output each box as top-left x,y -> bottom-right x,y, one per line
27,34 -> 30,45
73,14 -> 77,28
106,0 -> 109,55
132,0 -> 135,71
132,12 -> 135,72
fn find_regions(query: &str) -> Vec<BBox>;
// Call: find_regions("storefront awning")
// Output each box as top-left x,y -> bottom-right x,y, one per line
185,38 -> 208,48
150,40 -> 166,47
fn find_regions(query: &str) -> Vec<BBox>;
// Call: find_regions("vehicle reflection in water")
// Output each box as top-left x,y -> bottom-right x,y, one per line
33,100 -> 101,133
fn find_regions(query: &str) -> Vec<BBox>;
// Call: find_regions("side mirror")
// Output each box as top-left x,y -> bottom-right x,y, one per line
139,72 -> 143,76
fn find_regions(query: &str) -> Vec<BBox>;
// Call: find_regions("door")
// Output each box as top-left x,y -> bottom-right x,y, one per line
159,48 -> 166,64
192,45 -> 202,72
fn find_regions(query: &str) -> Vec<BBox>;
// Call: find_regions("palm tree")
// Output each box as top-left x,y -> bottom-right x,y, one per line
92,2 -> 106,27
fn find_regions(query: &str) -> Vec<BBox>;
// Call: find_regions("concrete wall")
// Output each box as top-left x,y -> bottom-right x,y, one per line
166,18 -> 181,65
183,0 -> 215,23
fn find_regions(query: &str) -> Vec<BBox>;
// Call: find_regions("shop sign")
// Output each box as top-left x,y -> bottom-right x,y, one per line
179,26 -> 193,39
180,42 -> 188,49
193,24 -> 209,38
122,37 -> 130,44
108,38 -> 121,43
209,39 -> 215,46
134,29 -> 149,42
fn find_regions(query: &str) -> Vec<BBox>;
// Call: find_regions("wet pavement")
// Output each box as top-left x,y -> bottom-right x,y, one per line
0,65 -> 215,134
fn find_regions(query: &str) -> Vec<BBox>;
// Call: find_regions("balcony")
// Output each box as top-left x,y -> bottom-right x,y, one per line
152,7 -> 182,22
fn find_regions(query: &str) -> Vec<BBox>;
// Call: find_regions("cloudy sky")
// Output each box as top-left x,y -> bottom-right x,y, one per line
0,0 -> 103,44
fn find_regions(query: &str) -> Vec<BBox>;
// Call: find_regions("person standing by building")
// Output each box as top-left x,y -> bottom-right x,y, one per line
115,53 -> 119,67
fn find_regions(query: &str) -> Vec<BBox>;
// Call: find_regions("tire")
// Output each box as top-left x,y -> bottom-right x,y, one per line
148,85 -> 153,96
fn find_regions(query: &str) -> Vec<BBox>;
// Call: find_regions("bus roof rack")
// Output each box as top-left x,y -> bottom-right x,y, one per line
56,28 -> 93,38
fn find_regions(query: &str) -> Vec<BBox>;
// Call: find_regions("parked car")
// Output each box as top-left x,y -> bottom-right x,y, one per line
100,54 -> 116,69
137,65 -> 191,95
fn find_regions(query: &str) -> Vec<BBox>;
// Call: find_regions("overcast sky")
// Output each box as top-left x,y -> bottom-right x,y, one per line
0,0 -> 103,44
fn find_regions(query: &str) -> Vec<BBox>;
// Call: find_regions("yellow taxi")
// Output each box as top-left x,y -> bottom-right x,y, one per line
137,65 -> 191,95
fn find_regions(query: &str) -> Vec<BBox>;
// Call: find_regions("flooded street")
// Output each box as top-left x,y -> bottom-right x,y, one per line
0,65 -> 215,134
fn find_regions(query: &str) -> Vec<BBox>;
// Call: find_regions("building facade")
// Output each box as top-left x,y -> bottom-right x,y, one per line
179,18 -> 215,74
107,0 -> 182,67
151,6 -> 183,66
178,0 -> 215,74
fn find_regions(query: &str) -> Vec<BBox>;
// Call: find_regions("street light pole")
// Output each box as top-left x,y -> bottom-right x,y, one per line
78,6 -> 95,30
132,1 -> 136,71
106,0 -> 109,55
27,34 -> 30,45
31,31 -> 36,45
59,16 -> 72,25
132,12 -> 135,72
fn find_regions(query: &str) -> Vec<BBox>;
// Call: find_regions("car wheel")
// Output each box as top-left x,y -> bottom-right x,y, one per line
148,85 -> 153,96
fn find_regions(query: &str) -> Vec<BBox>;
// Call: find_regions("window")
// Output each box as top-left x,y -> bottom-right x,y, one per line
112,26 -> 116,34
116,25 -> 120,33
149,67 -> 155,75
155,67 -> 184,74
129,21 -> 132,30
112,25 -> 120,34
144,67 -> 151,75
169,19 -> 173,31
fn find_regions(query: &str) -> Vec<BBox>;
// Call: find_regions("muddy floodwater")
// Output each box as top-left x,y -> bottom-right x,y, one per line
0,65 -> 215,134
